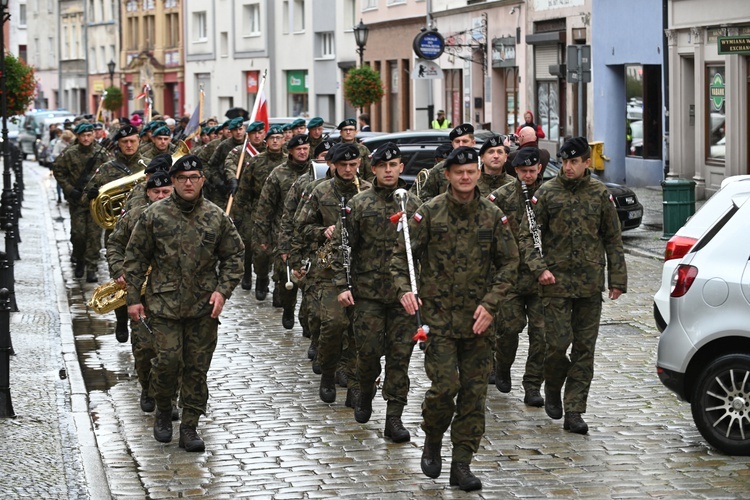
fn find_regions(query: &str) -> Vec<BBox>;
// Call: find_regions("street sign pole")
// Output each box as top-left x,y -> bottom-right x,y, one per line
578,47 -> 584,137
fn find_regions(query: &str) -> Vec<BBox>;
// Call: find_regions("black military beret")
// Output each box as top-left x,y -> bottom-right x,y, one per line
146,171 -> 172,190
152,125 -> 171,137
169,154 -> 203,175
559,136 -> 590,160
287,134 -> 309,149
291,118 -> 306,129
314,140 -> 335,159
308,117 -> 324,128
144,153 -> 173,174
247,120 -> 265,133
74,122 -> 94,135
512,147 -> 541,168
372,142 -> 400,165
113,125 -> 138,141
330,143 -> 360,163
93,122 -> 104,130
227,117 -> 245,130
119,117 -> 131,126
265,126 -> 284,140
449,123 -> 474,141
444,146 -> 479,169
281,123 -> 293,132
434,143 -> 453,160
479,135 -> 504,156
337,118 -> 357,130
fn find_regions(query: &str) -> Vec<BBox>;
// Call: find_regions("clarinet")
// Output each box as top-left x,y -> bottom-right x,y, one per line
521,182 -> 543,258
339,196 -> 353,290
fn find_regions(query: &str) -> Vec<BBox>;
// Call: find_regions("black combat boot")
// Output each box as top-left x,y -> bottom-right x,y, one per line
354,389 -> 372,423
495,367 -> 511,393
545,389 -> 563,420
384,416 -> 410,443
311,354 -> 321,375
345,387 -> 360,409
86,269 -> 98,283
153,409 -> 173,443
319,373 -> 336,403
114,306 -> 129,343
255,277 -> 269,301
335,369 -> 348,388
307,339 -> 318,360
449,461 -> 482,491
272,287 -> 282,307
139,389 -> 155,413
563,411 -> 589,434
179,425 -> 205,452
421,436 -> 443,478
302,325 -> 311,338
74,261 -> 85,278
241,271 -> 252,290
282,306 -> 295,329
524,388 -> 545,408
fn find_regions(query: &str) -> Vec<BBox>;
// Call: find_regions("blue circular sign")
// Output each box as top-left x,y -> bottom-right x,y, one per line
413,31 -> 445,60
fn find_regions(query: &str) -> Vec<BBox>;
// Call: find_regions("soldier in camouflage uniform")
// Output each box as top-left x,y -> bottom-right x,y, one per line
293,143 -> 372,405
224,120 -> 267,183
121,153 -> 173,214
333,143 -> 419,442
196,121 -> 228,205
477,134 -> 512,197
391,146 -> 518,492
230,126 -> 285,295
337,118 -> 373,182
487,147 -> 546,407
106,171 -> 173,412
84,125 -> 145,203
207,117 -> 247,209
307,117 -> 326,152
53,122 -> 112,282
139,125 -> 177,161
124,154 -> 244,452
520,136 -> 627,435
411,123 -> 476,203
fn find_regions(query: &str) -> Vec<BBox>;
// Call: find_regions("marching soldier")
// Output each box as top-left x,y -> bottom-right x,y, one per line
477,135 -> 512,197
53,122 -> 112,282
253,134 -> 312,326
336,118 -> 373,182
140,125 -> 177,161
124,154 -> 244,452
293,143 -> 372,405
520,136 -> 627,435
412,123 -> 476,203
391,146 -> 518,491
333,143 -> 419,442
307,117 -> 326,152
208,116 -> 247,208
291,118 -> 307,136
281,123 -> 294,143
106,171 -> 173,411
84,125 -> 145,207
231,126 -> 286,294
196,121 -> 228,205
121,153 -> 173,214
487,147 -> 546,406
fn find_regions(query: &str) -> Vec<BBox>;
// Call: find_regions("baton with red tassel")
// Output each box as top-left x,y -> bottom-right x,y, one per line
391,188 -> 430,350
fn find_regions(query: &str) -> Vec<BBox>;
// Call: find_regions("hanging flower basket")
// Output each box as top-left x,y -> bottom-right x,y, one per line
0,53 -> 36,117
103,86 -> 124,112
344,66 -> 384,109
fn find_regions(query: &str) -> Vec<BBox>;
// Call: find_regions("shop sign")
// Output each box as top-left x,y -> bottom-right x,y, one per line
411,59 -> 443,79
492,37 -> 516,68
718,36 -> 750,55
246,71 -> 259,93
287,70 -> 308,93
413,30 -> 445,61
710,73 -> 725,110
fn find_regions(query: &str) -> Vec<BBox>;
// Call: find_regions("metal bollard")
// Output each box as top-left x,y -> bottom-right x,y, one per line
4,220 -> 18,263
0,287 -> 15,418
0,249 -> 17,314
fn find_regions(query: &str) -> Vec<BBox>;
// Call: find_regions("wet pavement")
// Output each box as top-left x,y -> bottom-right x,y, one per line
4,163 -> 750,498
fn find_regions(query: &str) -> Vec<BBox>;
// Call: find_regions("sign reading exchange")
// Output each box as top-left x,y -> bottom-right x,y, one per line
718,36 -> 750,55
413,30 -> 445,61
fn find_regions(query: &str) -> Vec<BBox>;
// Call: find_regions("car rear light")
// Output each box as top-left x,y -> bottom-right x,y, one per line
671,264 -> 698,298
664,236 -> 698,261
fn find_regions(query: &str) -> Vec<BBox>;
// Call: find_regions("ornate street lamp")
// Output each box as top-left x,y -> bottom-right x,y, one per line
353,19 -> 369,67
107,59 -> 116,87
0,0 -> 15,228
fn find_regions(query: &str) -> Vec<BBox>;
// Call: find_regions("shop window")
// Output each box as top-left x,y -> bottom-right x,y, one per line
625,64 -> 662,159
536,81 -> 559,141
706,65 -> 726,161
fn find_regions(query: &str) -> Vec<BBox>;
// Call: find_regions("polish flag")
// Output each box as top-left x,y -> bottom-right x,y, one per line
254,88 -> 269,131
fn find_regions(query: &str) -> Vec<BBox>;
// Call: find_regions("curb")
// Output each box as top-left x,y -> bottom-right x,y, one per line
38,167 -> 111,499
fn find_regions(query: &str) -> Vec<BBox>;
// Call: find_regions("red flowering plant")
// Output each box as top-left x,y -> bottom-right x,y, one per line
1,53 -> 37,120
344,65 -> 384,109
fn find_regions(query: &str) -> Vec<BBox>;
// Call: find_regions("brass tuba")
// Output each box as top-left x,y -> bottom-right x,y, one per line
90,141 -> 190,229
88,268 -> 151,314
414,168 -> 430,199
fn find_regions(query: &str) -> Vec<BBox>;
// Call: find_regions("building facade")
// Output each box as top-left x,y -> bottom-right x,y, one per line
27,0 -> 59,110
87,0 -> 120,118
60,0 -> 88,114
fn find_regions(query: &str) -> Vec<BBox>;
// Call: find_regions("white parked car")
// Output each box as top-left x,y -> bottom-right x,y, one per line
654,175 -> 750,332
656,193 -> 750,455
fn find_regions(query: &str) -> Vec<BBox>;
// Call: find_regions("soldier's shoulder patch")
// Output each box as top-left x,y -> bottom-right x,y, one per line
345,206 -> 351,214
488,193 -> 496,202
609,194 -> 615,204
204,232 -> 217,244
413,212 -> 423,223
531,196 -> 538,204
501,215 -> 509,225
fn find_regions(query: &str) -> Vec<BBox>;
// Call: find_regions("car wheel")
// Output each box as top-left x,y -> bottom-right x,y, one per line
691,353 -> 750,455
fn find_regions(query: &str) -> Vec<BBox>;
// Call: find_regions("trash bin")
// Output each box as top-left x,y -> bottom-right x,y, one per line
661,178 -> 696,239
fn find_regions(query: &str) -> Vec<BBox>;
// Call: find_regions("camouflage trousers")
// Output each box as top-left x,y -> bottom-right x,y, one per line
254,244 -> 272,292
542,295 -> 602,413
297,277 -> 314,336
495,291 -> 545,391
69,203 -> 102,268
148,315 -> 218,427
352,299 -> 416,416
130,318 -> 156,391
316,284 -> 355,383
421,333 -> 492,463
272,255 -> 297,311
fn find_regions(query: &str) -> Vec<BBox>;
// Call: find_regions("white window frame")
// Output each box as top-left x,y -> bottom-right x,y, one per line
243,3 -> 261,37
19,3 -> 27,27
362,0 -> 377,11
194,11 -> 208,43
319,32 -> 334,59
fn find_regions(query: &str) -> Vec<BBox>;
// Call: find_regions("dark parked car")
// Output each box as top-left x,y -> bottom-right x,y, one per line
361,129 -> 496,152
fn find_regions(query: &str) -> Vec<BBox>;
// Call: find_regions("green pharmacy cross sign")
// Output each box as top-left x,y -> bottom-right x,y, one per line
710,73 -> 725,110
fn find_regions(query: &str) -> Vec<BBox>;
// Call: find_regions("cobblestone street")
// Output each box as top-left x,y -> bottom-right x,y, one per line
3,163 -> 749,498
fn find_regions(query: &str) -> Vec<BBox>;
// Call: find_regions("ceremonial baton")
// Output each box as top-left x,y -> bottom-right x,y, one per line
285,261 -> 294,290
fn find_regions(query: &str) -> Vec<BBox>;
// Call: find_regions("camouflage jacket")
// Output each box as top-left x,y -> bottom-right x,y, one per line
106,200 -> 150,279
84,150 -> 144,197
477,169 -> 512,197
252,157 -> 311,251
53,142 -> 111,207
230,148 -> 286,227
196,137 -> 221,165
332,178 -> 420,302
123,191 -> 244,319
411,159 -> 447,203
277,165 -> 318,256
309,134 -> 324,153
223,140 -> 266,181
390,187 -> 518,339
139,141 -> 176,162
121,181 -> 149,214
520,168 -> 627,298
488,178 -> 542,294
292,173 -> 372,279
210,136 -> 245,186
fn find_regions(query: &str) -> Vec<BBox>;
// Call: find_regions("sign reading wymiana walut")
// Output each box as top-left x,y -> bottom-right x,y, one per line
411,59 -> 443,80
718,36 -> 750,55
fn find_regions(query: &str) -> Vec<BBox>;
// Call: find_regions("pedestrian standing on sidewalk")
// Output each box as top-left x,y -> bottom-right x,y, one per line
124,154 -> 244,452
520,136 -> 627,435
391,146 -> 518,491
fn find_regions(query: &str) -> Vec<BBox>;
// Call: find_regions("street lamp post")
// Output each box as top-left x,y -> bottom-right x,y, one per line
107,59 -> 116,87
353,19 -> 369,67
0,1 -> 17,237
